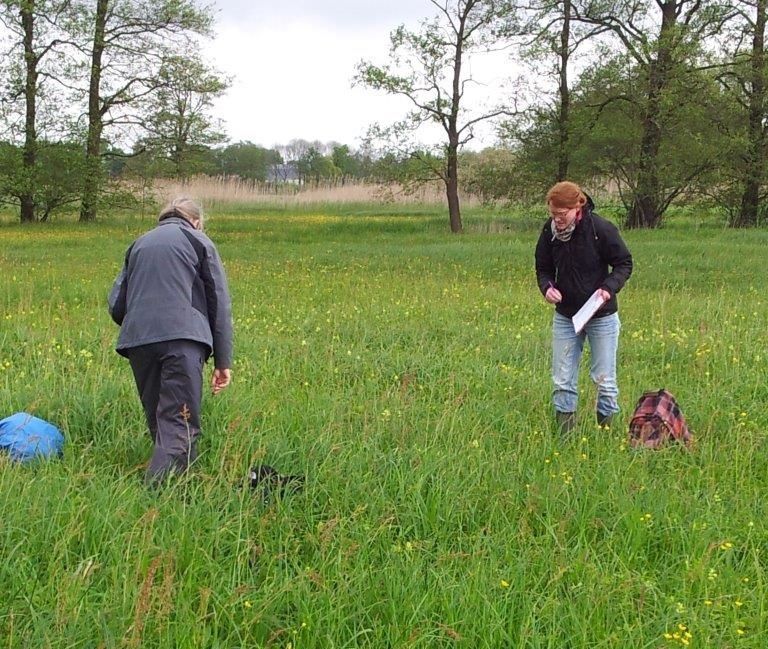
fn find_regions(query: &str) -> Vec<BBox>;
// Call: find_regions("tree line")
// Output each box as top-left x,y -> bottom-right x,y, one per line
113,140 -> 390,186
2,1 -> 767,232
357,0 -> 768,232
0,0 -> 225,222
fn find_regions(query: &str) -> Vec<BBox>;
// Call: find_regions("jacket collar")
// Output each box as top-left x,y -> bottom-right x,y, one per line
158,214 -> 195,229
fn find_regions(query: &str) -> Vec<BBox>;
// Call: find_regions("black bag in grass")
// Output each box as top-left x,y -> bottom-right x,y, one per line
248,464 -> 304,504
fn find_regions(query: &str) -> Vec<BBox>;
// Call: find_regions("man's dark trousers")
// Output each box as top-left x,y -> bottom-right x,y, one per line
127,339 -> 207,484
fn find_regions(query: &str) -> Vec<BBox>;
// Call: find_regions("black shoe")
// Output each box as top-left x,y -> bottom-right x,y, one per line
596,412 -> 613,429
555,411 -> 577,436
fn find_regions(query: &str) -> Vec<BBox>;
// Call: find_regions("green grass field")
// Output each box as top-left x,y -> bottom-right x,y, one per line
1,210 -> 766,648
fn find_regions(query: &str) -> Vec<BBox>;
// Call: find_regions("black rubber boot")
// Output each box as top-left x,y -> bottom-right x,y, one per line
596,412 -> 613,429
555,411 -> 577,436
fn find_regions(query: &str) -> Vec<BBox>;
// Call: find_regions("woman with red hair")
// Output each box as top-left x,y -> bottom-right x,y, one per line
535,181 -> 633,434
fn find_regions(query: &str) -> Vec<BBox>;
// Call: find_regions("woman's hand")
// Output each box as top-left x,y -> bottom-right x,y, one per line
545,286 -> 563,304
211,368 -> 231,395
597,288 -> 611,302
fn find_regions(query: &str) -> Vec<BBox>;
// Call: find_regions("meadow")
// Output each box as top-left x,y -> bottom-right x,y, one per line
0,207 -> 766,648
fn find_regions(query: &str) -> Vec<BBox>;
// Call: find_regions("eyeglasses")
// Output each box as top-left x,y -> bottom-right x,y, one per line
548,207 -> 577,218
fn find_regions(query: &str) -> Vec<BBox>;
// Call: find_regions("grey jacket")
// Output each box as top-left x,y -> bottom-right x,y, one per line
108,216 -> 233,368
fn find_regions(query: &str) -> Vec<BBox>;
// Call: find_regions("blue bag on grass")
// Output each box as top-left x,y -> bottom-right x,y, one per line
0,412 -> 64,463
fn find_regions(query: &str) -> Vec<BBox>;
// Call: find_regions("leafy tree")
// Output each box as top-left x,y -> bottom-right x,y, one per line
331,144 -> 366,182
0,141 -> 86,220
366,149 -> 447,188
0,0 -> 77,222
78,0 -> 214,221
511,5 -> 754,231
507,46 -> 735,218
274,139 -> 334,183
103,145 -> 130,176
121,142 -> 174,179
716,0 -> 768,226
459,147 -> 527,204
296,147 -> 339,183
509,0 -> 608,182
736,0 -> 768,226
215,141 -> 282,181
356,0 -> 515,233
277,139 -> 324,163
141,53 -> 228,178
573,0 -> 735,228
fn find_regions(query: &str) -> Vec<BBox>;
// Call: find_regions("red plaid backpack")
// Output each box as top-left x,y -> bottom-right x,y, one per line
628,389 -> 693,449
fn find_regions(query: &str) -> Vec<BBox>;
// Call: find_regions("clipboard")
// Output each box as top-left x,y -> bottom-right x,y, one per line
572,290 -> 607,334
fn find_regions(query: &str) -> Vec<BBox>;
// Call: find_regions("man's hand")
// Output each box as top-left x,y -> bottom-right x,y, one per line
211,368 -> 231,395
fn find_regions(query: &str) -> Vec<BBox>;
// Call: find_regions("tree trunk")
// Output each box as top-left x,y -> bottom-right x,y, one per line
445,142 -> 462,233
20,2 -> 37,223
626,2 -> 677,229
556,0 -> 572,182
734,0 -> 767,227
80,0 -> 109,222
444,5 -> 470,234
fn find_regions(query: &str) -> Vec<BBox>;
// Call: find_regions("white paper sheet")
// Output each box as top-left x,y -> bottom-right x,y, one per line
572,290 -> 607,334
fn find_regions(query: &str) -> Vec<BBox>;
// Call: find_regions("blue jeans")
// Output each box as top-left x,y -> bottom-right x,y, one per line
551,312 -> 620,416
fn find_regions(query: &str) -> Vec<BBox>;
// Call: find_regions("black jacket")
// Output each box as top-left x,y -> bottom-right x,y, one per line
535,198 -> 632,319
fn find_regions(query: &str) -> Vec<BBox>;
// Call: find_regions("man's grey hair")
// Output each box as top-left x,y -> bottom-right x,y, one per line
159,197 -> 205,230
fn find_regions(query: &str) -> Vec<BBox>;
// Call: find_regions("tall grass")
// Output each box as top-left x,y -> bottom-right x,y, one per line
0,212 -> 765,647
151,176 -> 485,211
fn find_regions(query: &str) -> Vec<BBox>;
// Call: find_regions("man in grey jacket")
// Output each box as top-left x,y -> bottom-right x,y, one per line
108,197 -> 233,484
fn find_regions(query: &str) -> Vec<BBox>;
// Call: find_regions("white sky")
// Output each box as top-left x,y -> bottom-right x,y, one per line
203,0 -> 517,151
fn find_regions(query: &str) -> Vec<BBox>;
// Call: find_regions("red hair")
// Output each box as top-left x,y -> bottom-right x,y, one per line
546,181 -> 587,209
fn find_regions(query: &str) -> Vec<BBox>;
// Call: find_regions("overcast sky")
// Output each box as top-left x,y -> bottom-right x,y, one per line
203,0 -> 513,151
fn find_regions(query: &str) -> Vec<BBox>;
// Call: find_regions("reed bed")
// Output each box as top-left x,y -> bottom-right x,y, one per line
149,176 -> 485,209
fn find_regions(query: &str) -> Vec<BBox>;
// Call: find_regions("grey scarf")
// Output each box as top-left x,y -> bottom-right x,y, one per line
551,219 -> 576,242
